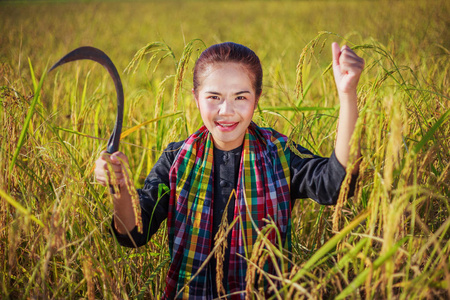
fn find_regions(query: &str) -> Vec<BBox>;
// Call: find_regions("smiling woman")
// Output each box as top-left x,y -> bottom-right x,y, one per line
195,62 -> 257,151
192,43 -> 263,152
94,41 -> 364,299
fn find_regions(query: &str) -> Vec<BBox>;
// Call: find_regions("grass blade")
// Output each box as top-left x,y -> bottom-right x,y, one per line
120,112 -> 182,139
412,107 -> 450,154
9,61 -> 47,173
335,237 -> 409,299
0,188 -> 44,227
289,210 -> 370,283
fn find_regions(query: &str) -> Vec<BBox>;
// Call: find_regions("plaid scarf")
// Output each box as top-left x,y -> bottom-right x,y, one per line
164,122 -> 291,299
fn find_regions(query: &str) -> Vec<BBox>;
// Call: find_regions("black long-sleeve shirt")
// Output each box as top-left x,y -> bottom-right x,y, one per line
111,140 -> 356,296
112,141 -> 355,246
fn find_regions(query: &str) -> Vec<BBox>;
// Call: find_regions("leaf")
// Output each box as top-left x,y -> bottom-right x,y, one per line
9,60 -> 47,173
336,237 -> 409,299
119,111 -> 182,139
413,107 -> 450,154
0,188 -> 44,227
261,106 -> 334,112
136,258 -> 170,299
288,210 -> 370,284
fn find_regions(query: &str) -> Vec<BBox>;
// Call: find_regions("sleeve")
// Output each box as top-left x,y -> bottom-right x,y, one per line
290,144 -> 358,205
111,141 -> 184,248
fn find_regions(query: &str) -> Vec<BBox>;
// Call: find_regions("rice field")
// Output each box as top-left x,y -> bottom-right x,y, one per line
1,0 -> 449,298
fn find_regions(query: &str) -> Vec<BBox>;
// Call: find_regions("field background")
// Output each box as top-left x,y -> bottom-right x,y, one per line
1,0 -> 449,299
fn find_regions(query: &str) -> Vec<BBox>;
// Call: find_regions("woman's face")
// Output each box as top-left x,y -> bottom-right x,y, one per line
194,63 -> 258,151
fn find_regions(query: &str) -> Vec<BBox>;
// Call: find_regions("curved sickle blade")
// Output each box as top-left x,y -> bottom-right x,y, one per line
49,46 -> 123,154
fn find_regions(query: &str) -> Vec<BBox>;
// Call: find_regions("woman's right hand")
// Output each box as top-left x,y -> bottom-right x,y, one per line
94,151 -> 130,188
95,151 -> 139,233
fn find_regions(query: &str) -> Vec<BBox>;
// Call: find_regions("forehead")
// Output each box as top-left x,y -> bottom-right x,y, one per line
198,62 -> 254,89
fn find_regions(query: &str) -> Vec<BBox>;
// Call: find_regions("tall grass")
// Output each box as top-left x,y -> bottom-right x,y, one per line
1,0 -> 449,298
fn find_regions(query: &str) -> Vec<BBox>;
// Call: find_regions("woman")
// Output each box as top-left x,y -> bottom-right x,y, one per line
95,42 -> 364,299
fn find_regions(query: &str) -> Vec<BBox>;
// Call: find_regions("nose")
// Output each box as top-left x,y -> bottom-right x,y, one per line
218,99 -> 234,115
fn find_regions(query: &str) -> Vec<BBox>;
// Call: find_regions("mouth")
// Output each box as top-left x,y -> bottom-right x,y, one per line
215,121 -> 238,131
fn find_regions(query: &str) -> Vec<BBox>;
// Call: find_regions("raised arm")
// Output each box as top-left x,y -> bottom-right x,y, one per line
332,42 -> 365,173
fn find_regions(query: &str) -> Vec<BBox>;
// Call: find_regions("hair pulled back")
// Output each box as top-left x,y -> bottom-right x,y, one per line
193,42 -> 263,98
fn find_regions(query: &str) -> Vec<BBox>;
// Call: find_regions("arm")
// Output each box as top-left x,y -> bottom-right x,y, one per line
332,43 -> 365,174
95,151 -> 137,234
290,146 -> 357,205
94,142 -> 181,247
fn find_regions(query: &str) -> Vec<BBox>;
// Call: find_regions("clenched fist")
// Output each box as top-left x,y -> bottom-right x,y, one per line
332,42 -> 365,96
94,151 -> 131,189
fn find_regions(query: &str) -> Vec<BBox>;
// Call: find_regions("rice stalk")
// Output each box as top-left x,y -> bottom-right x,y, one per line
295,31 -> 328,101
171,39 -> 205,112
82,255 -> 95,300
214,189 -> 236,297
124,42 -> 175,74
9,60 -> 47,173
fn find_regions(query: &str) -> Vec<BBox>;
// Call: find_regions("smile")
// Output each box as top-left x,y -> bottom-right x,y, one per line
215,122 -> 238,130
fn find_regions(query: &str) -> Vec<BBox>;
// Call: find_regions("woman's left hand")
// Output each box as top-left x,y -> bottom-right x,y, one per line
332,43 -> 365,95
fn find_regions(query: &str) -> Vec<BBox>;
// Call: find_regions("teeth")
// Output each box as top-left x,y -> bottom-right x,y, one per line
218,123 -> 234,127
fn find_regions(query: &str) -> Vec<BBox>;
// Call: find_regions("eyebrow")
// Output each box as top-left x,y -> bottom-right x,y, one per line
235,91 -> 251,95
204,90 -> 251,95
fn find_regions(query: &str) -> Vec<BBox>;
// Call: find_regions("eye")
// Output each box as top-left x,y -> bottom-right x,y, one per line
236,96 -> 247,100
207,95 -> 220,100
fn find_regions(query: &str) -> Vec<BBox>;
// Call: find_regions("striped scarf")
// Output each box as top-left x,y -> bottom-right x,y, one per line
164,122 -> 291,299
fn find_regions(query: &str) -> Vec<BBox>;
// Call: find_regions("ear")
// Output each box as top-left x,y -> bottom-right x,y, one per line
192,88 -> 199,108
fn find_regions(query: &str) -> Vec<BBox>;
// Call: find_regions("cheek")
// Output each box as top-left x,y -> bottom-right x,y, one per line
239,106 -> 255,122
246,109 -> 255,120
198,101 -> 216,119
199,101 -> 210,112
237,102 -> 256,116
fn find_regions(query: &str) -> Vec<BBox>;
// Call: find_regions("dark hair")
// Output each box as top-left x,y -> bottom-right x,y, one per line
193,42 -> 263,98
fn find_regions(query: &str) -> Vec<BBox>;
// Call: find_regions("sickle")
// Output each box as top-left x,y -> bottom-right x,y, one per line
49,46 -> 124,154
